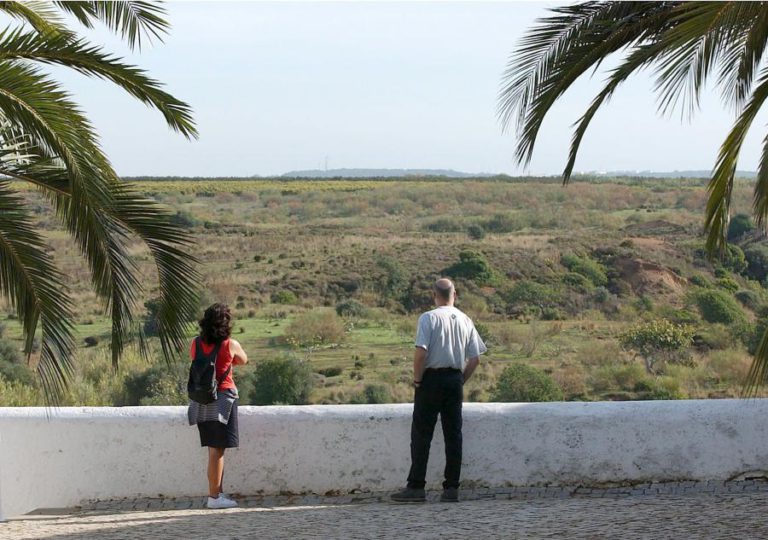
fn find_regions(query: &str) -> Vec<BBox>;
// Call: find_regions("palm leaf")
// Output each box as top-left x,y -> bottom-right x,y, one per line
0,180 -> 75,401
0,29 -> 196,138
54,1 -> 169,49
705,66 -> 768,256
499,3 -> 672,166
0,1 -> 69,37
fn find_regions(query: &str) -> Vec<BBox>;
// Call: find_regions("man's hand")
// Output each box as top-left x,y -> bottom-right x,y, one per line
413,346 -> 427,388
463,356 -> 480,384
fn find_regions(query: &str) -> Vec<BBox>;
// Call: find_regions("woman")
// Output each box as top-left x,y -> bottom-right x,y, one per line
187,303 -> 248,509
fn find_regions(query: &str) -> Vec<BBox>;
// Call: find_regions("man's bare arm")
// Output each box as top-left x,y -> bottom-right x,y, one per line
230,339 -> 249,365
463,356 -> 480,383
413,347 -> 427,385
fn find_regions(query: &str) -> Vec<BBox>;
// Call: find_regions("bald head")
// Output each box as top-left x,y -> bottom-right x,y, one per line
433,278 -> 456,305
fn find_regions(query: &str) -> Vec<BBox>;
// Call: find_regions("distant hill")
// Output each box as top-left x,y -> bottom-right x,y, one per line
281,168 -> 495,178
588,170 -> 757,179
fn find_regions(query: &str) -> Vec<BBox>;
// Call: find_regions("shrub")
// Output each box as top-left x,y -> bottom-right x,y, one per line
695,324 -> 737,351
716,277 -> 739,293
635,295 -> 654,313
283,310 -> 346,347
482,214 -> 520,233
619,319 -> 694,373
350,384 -> 392,404
560,254 -> 608,287
591,363 -> 650,393
272,290 -> 299,305
467,224 -> 486,240
743,244 -> 768,282
250,356 -> 314,405
738,319 -> 768,355
728,213 -> 755,241
562,272 -> 594,293
541,307 -> 566,320
335,299 -> 369,318
316,366 -> 343,377
0,338 -> 20,364
656,306 -> 699,325
169,210 -> 200,229
143,297 -> 161,337
592,286 -> 611,304
640,376 -> 685,400
735,290 -> 762,311
373,256 -> 407,302
706,350 -> 752,386
120,362 -> 187,406
445,250 -> 498,286
0,339 -> 35,386
491,364 -> 563,402
425,218 -> 465,232
502,281 -> 562,308
720,244 -> 747,274
0,362 -> 35,389
694,289 -> 746,325
689,274 -> 710,288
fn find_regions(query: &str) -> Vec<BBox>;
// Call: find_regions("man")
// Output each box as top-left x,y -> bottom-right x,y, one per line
391,278 -> 487,503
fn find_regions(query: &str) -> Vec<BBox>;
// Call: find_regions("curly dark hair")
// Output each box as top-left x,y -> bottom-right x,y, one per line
198,303 -> 232,344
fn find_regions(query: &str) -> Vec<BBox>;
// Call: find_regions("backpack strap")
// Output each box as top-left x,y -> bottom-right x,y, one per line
195,338 -> 230,384
212,340 -> 231,385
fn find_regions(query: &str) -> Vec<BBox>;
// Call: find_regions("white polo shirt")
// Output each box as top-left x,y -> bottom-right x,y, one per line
414,306 -> 487,371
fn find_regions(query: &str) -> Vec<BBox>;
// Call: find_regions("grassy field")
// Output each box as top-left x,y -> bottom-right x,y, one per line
1,175 -> 765,406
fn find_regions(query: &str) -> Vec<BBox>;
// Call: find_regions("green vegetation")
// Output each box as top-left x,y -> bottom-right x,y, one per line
3,175 -> 768,405
491,364 -> 563,402
619,320 -> 694,373
445,250 -> 498,286
694,290 -> 746,325
248,356 -> 314,405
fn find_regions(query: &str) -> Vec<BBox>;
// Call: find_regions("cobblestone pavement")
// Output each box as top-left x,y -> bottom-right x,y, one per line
4,481 -> 768,540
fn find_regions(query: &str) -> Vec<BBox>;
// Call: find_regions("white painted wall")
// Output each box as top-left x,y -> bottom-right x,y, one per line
2,400 -> 768,517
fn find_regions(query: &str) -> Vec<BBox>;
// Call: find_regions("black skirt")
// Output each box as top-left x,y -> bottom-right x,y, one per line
197,398 -> 239,448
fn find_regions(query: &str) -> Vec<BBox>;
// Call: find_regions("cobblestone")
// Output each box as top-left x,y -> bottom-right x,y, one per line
5,480 -> 768,539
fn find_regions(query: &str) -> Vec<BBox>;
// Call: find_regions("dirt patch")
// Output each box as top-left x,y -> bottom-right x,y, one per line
626,237 -> 666,250
623,219 -> 686,236
616,257 -> 687,295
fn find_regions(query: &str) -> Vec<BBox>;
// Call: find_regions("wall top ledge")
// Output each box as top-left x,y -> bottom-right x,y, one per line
1,398 -> 767,421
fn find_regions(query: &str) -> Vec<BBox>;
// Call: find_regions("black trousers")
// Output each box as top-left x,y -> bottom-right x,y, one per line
406,369 -> 463,490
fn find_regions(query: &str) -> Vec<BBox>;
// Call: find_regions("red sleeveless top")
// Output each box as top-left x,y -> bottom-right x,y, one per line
189,337 -> 236,391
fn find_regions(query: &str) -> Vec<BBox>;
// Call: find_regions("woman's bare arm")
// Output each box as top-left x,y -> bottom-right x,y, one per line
229,339 -> 249,365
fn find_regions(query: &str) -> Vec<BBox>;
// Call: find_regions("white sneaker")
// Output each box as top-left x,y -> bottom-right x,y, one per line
206,494 -> 238,509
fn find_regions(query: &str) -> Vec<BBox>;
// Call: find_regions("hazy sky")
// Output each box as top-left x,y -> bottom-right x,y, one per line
50,1 -> 768,177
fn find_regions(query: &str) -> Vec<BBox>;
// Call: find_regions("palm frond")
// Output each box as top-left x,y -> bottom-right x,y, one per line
54,1 -> 169,49
705,66 -> 768,255
499,2 -> 673,166
653,3 -> 760,119
0,29 -> 196,138
0,1 -> 69,37
563,42 -> 668,181
718,6 -> 768,111
0,181 -> 75,401
110,186 -> 201,361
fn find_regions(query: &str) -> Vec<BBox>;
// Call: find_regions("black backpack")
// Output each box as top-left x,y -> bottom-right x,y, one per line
187,337 -> 231,404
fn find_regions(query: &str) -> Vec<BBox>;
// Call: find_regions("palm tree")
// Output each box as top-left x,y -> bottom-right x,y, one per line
499,2 -> 768,391
0,2 -> 199,400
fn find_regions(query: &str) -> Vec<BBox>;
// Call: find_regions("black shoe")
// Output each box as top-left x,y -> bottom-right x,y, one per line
391,487 -> 426,503
440,488 -> 459,502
